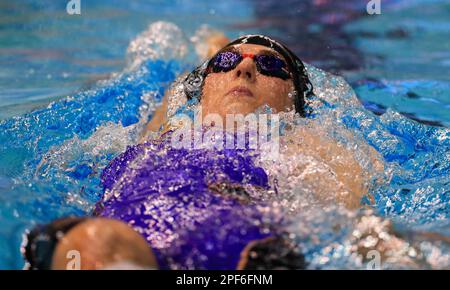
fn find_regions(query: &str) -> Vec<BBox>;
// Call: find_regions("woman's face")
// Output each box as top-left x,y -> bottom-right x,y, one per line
201,44 -> 295,119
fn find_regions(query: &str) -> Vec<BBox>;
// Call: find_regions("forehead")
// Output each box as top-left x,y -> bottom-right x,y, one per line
226,43 -> 285,60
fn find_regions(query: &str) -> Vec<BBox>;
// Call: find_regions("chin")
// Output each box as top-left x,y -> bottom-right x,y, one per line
221,105 -> 255,117
220,100 -> 255,115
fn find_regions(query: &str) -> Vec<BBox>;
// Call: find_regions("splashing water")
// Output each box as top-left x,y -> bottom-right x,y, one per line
0,21 -> 448,269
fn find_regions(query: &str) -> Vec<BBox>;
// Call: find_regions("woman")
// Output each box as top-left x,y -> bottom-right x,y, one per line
141,34 -> 313,137
23,34 -> 378,270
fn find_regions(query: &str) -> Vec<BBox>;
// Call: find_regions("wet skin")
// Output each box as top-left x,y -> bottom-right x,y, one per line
201,43 -> 295,119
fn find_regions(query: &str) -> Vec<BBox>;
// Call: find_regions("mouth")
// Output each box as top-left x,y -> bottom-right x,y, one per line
225,86 -> 254,98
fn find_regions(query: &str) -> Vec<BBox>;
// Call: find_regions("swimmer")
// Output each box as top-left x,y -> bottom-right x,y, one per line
141,32 -> 311,137
23,34 -> 382,270
142,33 -> 383,209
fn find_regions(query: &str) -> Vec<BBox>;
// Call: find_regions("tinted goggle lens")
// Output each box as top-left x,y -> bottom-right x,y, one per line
209,51 -> 290,80
211,51 -> 242,73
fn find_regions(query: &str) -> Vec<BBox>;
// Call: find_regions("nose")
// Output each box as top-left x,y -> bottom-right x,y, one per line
234,57 -> 256,82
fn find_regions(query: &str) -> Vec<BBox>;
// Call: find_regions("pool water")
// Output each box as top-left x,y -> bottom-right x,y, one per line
0,0 -> 449,269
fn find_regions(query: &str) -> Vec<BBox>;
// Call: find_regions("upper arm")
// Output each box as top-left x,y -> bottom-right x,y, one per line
139,91 -> 169,142
282,125 -> 384,209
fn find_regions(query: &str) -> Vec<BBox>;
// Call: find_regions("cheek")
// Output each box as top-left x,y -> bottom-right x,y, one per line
201,74 -> 236,115
256,77 -> 293,108
202,74 -> 226,103
202,76 -> 214,100
204,73 -> 230,91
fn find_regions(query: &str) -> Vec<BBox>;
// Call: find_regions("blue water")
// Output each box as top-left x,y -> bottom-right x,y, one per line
0,0 -> 449,269
0,0 -> 255,119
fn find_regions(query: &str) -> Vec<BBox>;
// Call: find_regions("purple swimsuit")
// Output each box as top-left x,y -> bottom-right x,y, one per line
94,133 -> 284,269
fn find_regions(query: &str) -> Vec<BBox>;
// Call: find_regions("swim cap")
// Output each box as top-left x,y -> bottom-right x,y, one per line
183,34 -> 314,116
23,217 -> 87,270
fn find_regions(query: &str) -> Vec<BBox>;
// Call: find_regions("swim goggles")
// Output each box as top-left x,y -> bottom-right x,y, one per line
206,48 -> 291,80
